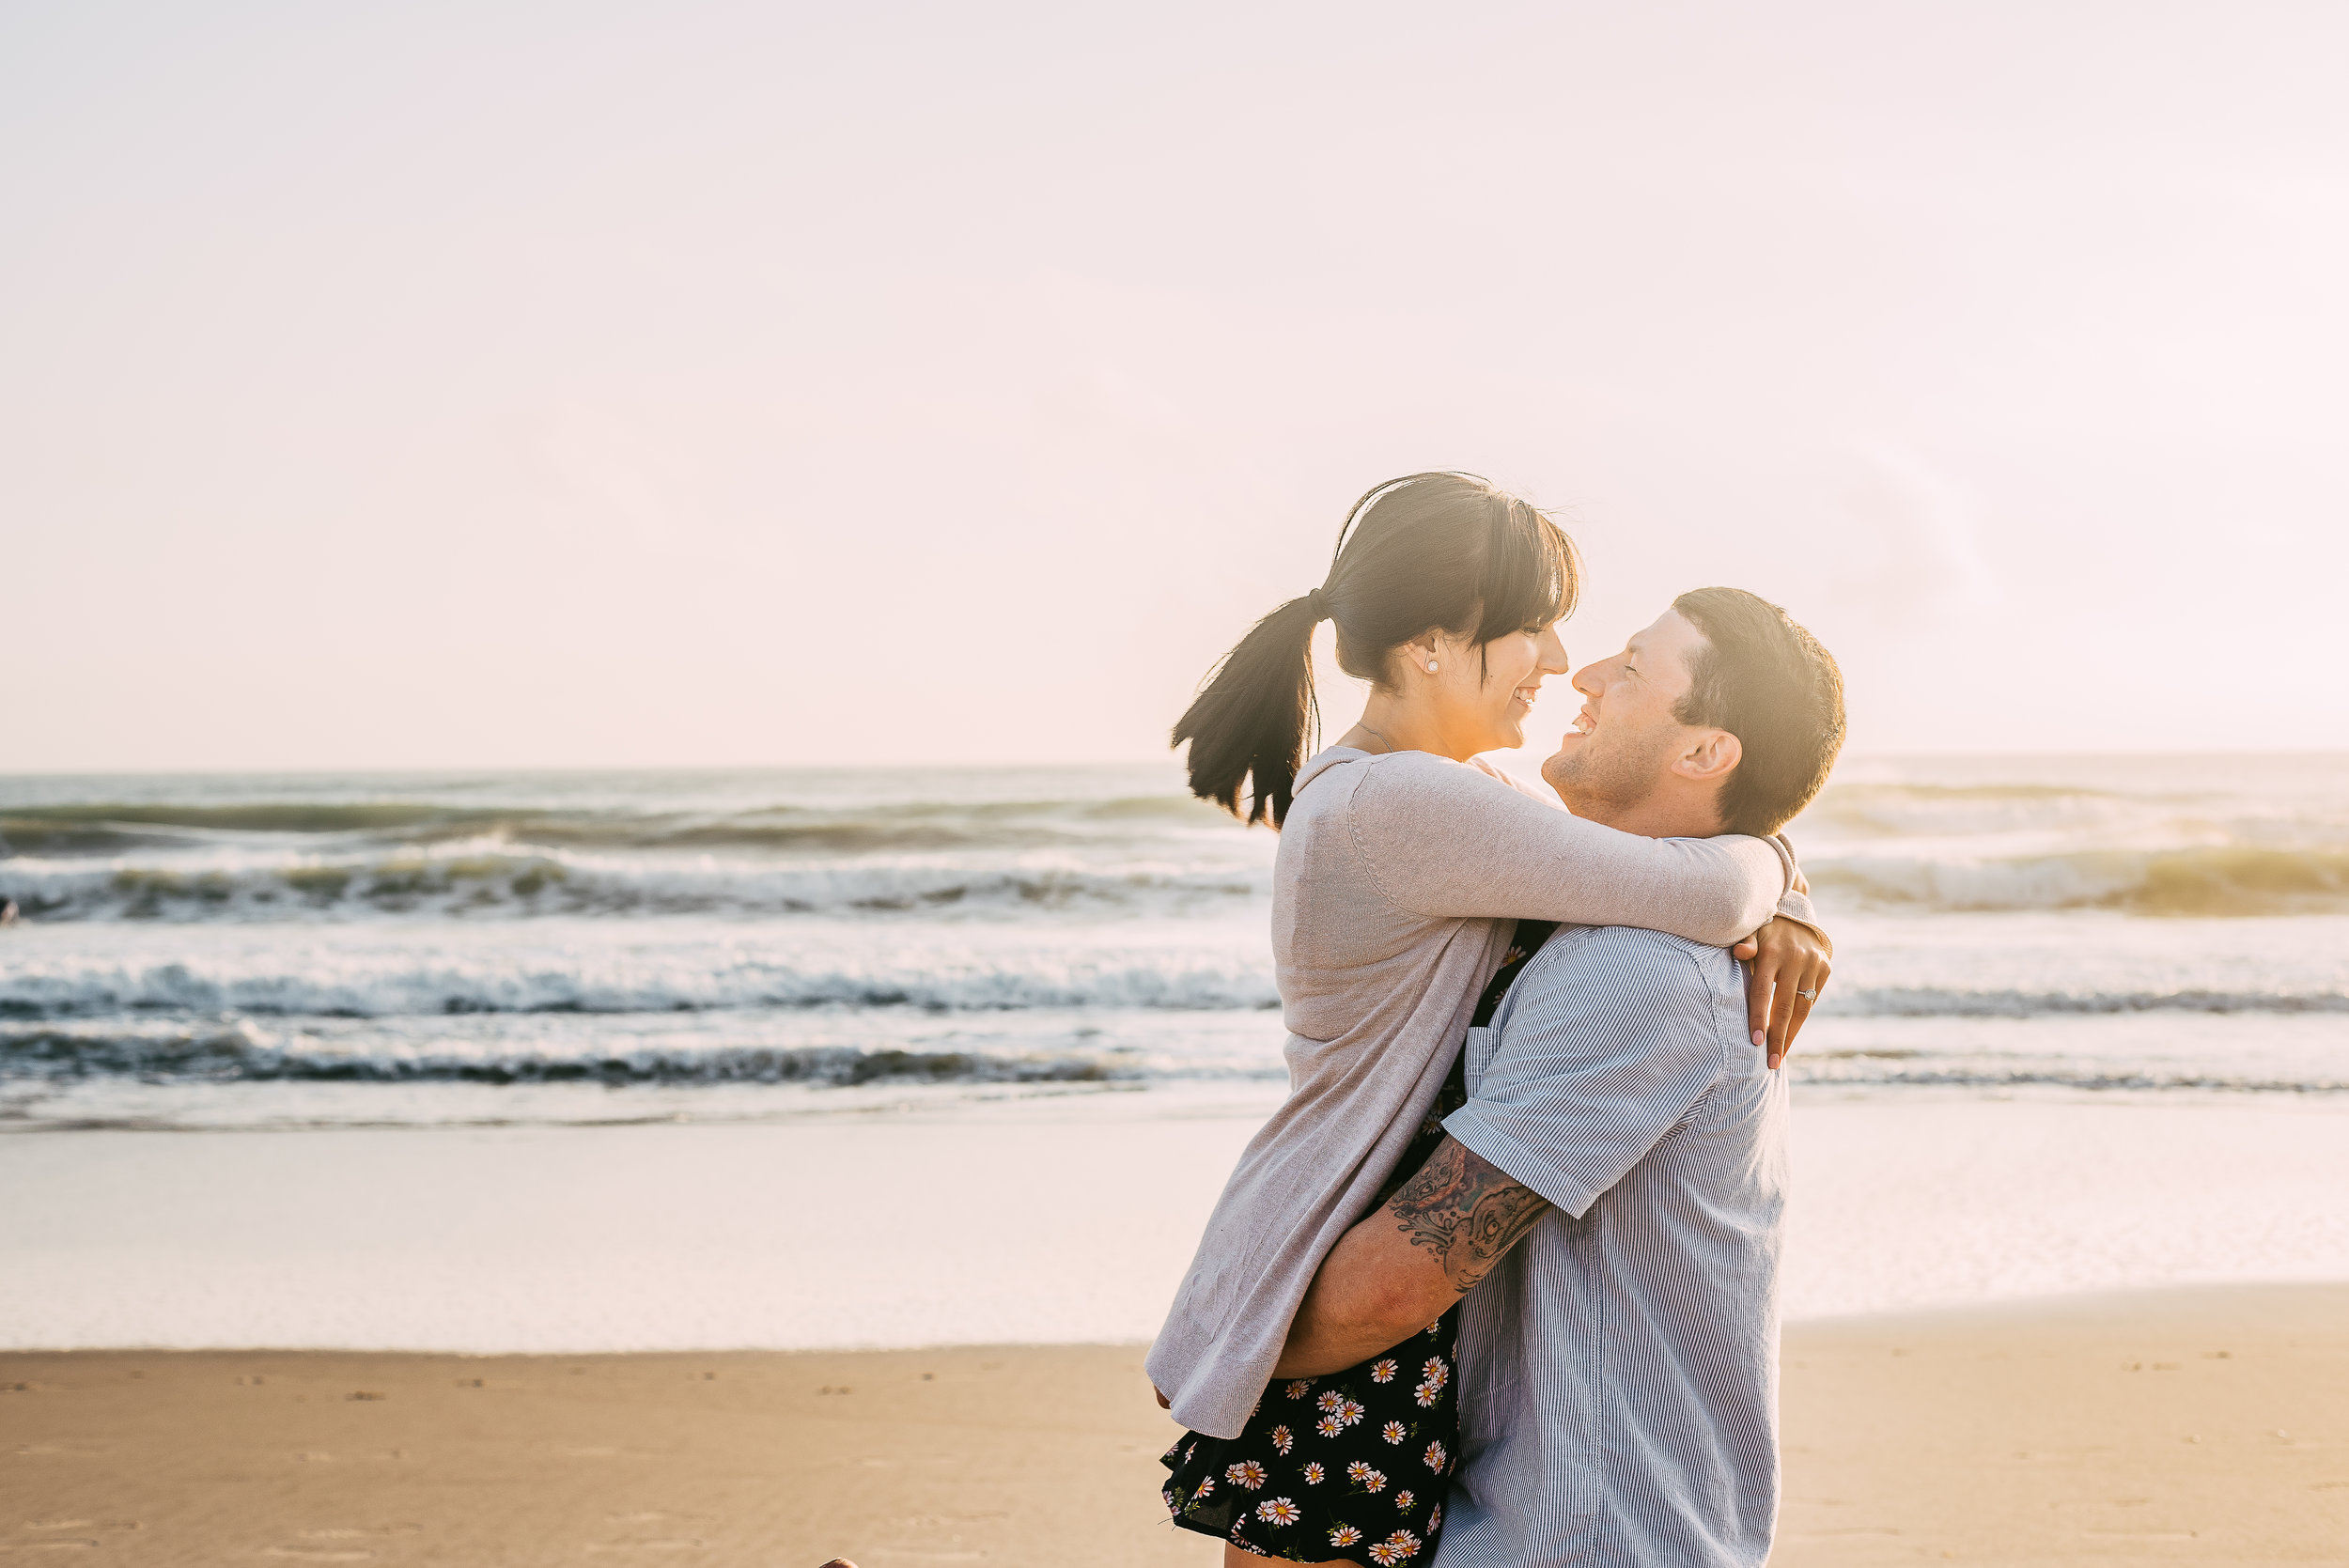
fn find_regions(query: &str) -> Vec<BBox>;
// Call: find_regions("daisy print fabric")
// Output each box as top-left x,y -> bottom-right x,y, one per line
1159,1312 -> 1460,1561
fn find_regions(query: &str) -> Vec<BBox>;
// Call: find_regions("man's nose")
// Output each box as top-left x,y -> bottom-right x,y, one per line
1571,661 -> 1604,700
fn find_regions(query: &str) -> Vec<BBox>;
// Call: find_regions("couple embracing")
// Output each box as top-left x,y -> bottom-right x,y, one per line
1151,472 -> 1846,1567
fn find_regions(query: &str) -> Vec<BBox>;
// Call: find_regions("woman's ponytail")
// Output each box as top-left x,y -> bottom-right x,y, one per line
1173,474 -> 1578,830
1171,592 -> 1327,829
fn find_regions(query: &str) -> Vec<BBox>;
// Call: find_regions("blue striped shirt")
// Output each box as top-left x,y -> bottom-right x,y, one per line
1436,924 -> 1787,1567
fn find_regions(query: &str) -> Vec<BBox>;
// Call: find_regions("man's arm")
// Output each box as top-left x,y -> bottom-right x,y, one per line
1276,930 -> 1728,1381
1272,1137 -> 1551,1378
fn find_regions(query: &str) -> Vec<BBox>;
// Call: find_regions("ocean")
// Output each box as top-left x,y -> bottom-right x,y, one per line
3,755 -> 2346,1349
5,754 -> 2346,1129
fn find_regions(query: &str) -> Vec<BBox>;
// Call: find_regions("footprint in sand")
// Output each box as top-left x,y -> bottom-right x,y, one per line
21,1523 -> 137,1535
296,1529 -> 420,1541
6,1522 -> 138,1555
0,1546 -> 102,1555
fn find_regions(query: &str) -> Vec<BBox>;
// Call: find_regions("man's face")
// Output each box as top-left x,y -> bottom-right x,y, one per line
1541,610 -> 1712,818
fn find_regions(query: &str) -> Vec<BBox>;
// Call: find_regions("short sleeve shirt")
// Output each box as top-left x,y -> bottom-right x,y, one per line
1434,924 -> 1788,1568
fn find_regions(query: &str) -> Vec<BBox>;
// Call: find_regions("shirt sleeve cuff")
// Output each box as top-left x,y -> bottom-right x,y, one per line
1440,1104 -> 1609,1220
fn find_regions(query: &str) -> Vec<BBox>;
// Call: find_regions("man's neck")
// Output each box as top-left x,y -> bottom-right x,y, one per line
1571,786 -> 1723,841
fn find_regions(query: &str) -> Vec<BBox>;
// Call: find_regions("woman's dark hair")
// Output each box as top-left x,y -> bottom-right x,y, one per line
1173,473 -> 1579,827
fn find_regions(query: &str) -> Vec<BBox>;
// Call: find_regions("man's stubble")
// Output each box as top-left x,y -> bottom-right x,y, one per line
1543,727 -> 1680,824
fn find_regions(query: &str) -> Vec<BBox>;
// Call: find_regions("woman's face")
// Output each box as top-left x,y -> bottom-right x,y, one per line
1422,618 -> 1571,754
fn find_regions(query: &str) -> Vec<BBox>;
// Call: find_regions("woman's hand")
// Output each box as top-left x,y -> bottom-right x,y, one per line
1730,918 -> 1831,1069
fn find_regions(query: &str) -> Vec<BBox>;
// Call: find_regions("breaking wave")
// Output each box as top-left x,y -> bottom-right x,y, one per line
1808,846 -> 2349,917
1787,1050 -> 2349,1096
0,1026 -> 1129,1088
1830,985 -> 2349,1017
0,853 -> 1267,924
1,947 -> 2336,1026
10,770 -> 2349,924
18,842 -> 2349,924
0,952 -> 1283,1020
8,1016 -> 2344,1100
0,793 -> 1232,857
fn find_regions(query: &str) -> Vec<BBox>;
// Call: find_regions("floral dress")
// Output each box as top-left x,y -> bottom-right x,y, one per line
1160,920 -> 1557,1563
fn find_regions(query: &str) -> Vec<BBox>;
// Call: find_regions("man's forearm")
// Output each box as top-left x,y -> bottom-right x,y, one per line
1273,1138 -> 1553,1378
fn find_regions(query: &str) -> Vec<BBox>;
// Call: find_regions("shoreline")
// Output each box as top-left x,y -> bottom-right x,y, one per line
6,1284 -> 2345,1566
8,1099 -> 2348,1356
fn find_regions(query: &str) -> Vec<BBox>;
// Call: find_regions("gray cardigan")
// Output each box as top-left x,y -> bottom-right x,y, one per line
1144,747 -> 1812,1438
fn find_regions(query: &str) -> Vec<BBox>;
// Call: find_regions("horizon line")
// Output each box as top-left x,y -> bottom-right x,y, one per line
0,748 -> 2343,782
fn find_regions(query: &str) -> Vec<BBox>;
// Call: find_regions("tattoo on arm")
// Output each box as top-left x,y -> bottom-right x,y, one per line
1384,1138 -> 1552,1296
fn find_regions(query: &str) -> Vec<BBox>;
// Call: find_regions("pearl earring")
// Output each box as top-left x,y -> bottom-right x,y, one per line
1425,660 -> 1439,673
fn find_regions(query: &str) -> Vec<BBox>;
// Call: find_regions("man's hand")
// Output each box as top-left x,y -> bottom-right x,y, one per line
1274,1138 -> 1552,1378
1730,917 -> 1831,1069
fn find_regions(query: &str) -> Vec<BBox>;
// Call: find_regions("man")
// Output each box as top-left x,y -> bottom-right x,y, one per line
1275,586 -> 1847,1566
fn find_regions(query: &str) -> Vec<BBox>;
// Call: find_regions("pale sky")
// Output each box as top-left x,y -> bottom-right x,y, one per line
7,1 -> 2345,772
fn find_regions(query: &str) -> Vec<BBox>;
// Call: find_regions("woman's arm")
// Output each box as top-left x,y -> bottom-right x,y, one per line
1351,757 -> 1790,946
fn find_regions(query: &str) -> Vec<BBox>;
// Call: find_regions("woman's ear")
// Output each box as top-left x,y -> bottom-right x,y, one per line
1676,728 -> 1742,783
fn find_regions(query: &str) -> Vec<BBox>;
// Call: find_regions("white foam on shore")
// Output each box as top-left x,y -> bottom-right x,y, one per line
4,1092 -> 2347,1352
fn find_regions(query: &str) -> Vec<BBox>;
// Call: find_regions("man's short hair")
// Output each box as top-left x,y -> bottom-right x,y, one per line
1671,587 -> 1846,837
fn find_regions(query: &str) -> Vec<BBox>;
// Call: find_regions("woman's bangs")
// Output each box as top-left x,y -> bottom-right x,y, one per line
1476,509 -> 1579,640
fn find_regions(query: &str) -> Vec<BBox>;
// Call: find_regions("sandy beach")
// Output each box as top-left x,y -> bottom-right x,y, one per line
5,1283 -> 2342,1566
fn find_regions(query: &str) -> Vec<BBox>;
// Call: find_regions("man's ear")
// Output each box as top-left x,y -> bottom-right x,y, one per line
1673,728 -> 1742,784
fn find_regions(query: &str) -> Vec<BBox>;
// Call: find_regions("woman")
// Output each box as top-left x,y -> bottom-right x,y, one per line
1149,474 -> 1827,1565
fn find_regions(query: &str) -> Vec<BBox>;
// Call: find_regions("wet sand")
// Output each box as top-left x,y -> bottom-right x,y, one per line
3,1285 -> 2344,1566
